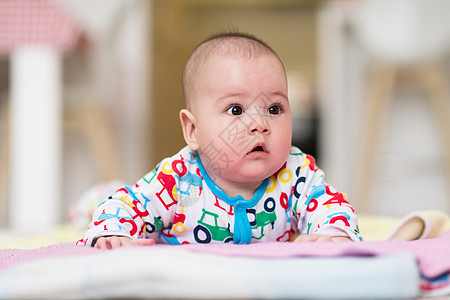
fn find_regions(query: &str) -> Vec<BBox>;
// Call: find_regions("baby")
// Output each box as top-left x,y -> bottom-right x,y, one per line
78,32 -> 362,249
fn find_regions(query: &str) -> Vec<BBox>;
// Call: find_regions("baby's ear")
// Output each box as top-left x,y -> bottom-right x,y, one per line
179,109 -> 199,150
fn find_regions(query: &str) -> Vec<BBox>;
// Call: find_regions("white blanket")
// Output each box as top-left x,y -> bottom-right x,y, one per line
0,246 -> 418,299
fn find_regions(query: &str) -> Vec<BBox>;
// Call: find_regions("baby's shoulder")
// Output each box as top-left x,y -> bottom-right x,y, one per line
138,146 -> 199,185
288,145 -> 304,157
285,146 -> 320,174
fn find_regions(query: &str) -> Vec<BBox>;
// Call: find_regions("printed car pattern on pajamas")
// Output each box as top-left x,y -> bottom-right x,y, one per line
78,146 -> 362,246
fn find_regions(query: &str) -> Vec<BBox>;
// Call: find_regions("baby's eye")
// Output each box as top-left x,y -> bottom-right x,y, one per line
268,104 -> 282,115
226,105 -> 244,115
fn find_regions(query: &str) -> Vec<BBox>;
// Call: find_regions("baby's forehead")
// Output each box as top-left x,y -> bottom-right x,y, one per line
197,53 -> 283,72
194,36 -> 280,65
196,54 -> 288,97
183,35 -> 285,108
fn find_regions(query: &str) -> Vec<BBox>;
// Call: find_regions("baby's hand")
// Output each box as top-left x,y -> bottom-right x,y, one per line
294,234 -> 352,243
94,236 -> 154,249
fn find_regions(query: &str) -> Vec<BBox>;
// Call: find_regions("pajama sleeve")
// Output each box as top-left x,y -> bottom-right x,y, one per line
292,153 -> 363,242
78,162 -> 178,247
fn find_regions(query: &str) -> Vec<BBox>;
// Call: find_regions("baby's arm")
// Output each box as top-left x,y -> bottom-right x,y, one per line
292,154 -> 362,242
93,236 -> 154,249
81,184 -> 161,247
298,181 -> 361,241
79,155 -> 184,248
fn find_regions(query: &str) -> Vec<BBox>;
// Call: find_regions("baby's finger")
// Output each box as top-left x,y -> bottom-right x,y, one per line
109,238 -> 123,249
331,236 -> 352,242
293,234 -> 317,242
94,237 -> 111,249
131,239 -> 154,247
94,237 -> 109,249
316,235 -> 333,242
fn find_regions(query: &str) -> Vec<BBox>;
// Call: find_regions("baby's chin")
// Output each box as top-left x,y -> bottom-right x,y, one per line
230,167 -> 279,183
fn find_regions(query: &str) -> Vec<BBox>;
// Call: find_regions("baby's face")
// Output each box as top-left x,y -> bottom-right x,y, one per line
191,54 -> 292,190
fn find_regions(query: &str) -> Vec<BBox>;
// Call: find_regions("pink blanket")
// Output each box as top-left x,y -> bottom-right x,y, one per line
184,231 -> 450,279
0,242 -> 100,271
1,231 -> 449,293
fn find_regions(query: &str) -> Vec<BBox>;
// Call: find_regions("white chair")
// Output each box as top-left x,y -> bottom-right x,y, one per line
351,0 -> 450,213
0,91 -> 10,227
0,0 -> 128,229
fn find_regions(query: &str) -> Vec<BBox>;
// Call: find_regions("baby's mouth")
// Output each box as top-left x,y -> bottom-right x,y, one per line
247,143 -> 267,155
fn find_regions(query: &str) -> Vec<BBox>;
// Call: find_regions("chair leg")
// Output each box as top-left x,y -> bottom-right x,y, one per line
355,64 -> 397,213
0,98 -> 9,227
80,106 -> 123,181
422,63 -> 450,201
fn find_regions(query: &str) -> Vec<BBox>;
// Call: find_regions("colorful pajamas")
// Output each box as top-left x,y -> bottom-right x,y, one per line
78,146 -> 362,246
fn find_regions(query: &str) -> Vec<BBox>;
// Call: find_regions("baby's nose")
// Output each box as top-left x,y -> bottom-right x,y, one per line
248,118 -> 270,134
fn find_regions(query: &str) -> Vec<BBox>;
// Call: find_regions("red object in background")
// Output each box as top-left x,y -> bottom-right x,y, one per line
0,0 -> 81,55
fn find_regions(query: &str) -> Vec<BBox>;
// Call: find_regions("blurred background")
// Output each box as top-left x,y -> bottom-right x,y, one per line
0,0 -> 449,234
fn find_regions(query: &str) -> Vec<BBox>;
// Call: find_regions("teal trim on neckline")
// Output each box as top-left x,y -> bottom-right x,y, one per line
197,157 -> 269,244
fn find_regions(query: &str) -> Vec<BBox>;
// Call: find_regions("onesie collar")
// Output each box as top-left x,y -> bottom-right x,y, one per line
197,156 -> 269,244
197,156 -> 269,207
